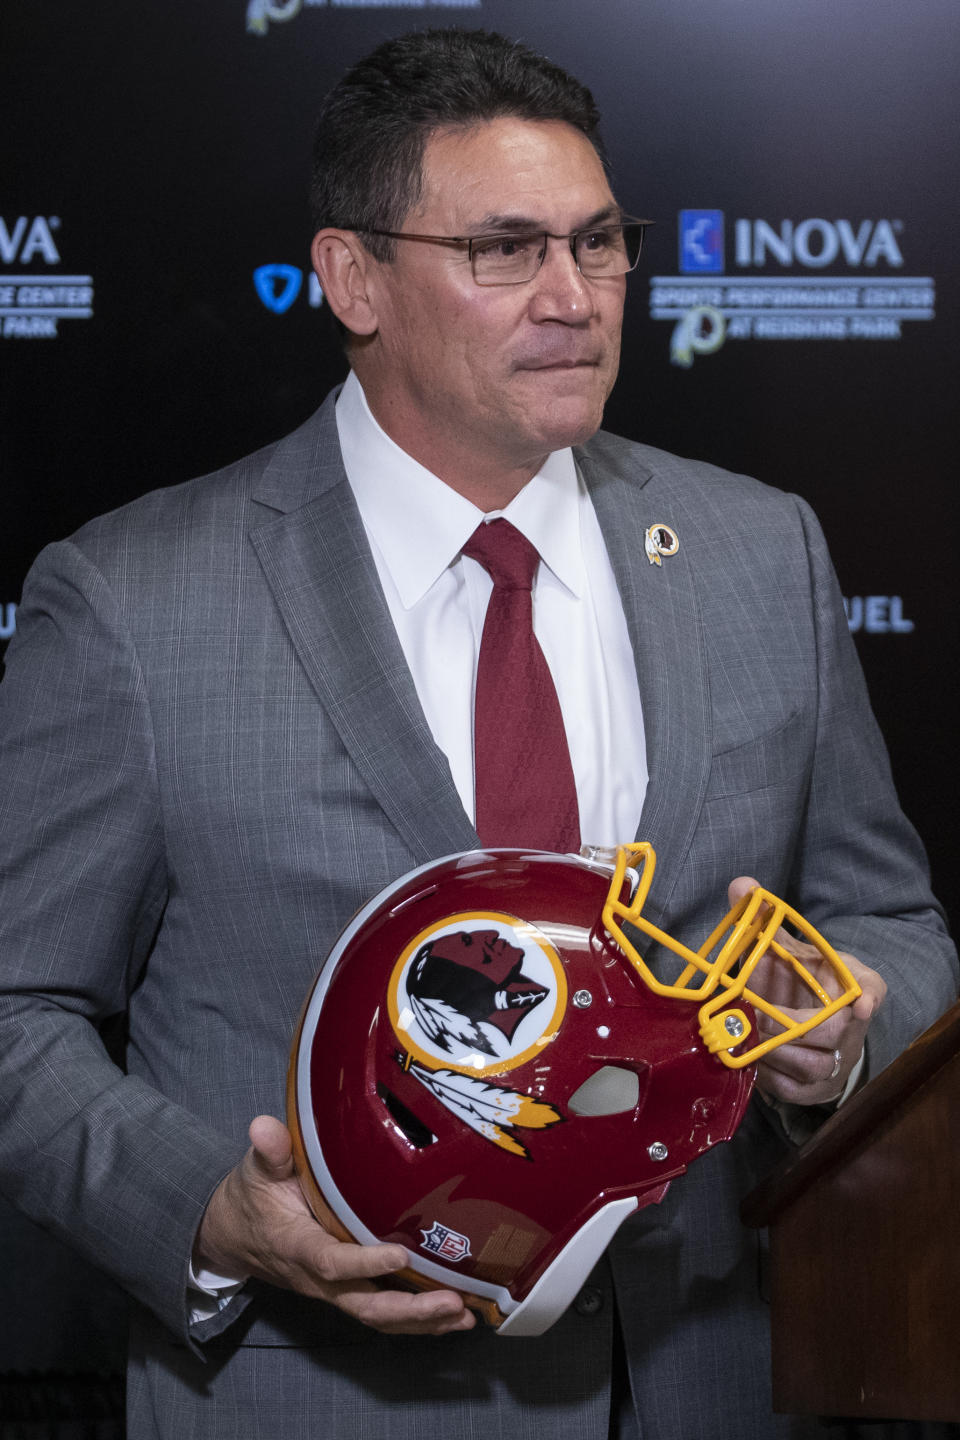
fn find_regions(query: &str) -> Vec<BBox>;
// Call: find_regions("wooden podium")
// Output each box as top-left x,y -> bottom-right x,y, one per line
742,999 -> 960,1424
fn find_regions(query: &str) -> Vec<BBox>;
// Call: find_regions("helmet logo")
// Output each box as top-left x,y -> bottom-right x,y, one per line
407,1060 -> 562,1158
388,912 -> 567,1157
420,1220 -> 472,1262
389,913 -> 567,1075
644,523 -> 680,565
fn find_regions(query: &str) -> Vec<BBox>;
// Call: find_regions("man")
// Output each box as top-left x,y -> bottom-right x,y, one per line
0,28 -> 955,1440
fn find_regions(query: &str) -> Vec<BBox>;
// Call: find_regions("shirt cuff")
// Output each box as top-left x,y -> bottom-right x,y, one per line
187,1258 -> 247,1326
837,1046 -> 865,1104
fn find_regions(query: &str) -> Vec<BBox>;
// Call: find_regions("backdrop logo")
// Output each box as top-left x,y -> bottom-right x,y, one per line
247,0 -> 479,32
1,216 -> 94,340
254,263 -> 302,313
253,264 -> 323,313
735,219 -> 902,269
247,0 -> 300,32
651,210 -> 935,365
844,596 -> 914,635
0,603 -> 16,641
0,216 -> 60,265
679,211 -> 724,274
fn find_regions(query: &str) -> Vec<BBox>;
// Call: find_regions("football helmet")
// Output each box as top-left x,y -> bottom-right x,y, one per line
289,843 -> 860,1336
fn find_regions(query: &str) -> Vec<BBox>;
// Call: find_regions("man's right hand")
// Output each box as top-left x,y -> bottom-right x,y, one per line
194,1114 -> 475,1335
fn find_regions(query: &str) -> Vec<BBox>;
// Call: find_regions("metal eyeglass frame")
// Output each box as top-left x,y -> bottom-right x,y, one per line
344,218 -> 654,286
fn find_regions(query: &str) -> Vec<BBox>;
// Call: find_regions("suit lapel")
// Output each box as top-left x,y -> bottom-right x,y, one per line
250,396 -> 479,866
578,440 -> 713,933
248,398 -> 714,896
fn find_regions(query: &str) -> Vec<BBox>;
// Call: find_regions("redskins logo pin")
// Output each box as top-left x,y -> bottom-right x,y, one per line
644,523 -> 680,566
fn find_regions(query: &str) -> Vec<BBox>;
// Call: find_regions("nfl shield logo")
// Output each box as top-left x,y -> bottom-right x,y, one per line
420,1221 -> 472,1262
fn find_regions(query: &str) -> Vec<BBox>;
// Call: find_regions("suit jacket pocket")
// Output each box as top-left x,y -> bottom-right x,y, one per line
705,711 -> 808,800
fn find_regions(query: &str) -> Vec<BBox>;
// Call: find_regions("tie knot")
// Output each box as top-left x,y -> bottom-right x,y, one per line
462,519 -> 540,591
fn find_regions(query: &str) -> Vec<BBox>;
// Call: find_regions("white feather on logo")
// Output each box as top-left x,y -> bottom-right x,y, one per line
409,1061 -> 562,1158
410,994 -> 499,1057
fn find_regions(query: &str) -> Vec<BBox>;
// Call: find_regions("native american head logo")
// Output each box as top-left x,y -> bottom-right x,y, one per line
387,913 -> 568,1156
644,523 -> 680,566
406,928 -> 549,1058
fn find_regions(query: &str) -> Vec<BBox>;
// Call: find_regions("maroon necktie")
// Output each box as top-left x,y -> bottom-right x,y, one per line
462,519 -> 581,853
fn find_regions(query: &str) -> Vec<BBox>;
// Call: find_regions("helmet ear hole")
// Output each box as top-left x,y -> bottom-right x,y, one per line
567,1065 -> 641,1116
377,1084 -> 437,1148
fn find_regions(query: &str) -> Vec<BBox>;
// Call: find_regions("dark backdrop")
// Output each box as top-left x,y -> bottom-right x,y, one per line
1,0 -> 957,1415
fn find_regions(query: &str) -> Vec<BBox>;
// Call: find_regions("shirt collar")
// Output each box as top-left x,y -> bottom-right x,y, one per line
335,370 -> 585,609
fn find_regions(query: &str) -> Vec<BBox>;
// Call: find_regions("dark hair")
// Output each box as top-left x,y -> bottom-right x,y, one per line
309,29 -> 605,261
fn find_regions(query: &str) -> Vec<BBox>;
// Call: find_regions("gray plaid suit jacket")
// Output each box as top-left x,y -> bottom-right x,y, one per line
0,390 -> 955,1439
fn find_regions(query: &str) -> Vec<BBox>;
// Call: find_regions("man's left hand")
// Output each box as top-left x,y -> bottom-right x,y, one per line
727,877 -> 887,1108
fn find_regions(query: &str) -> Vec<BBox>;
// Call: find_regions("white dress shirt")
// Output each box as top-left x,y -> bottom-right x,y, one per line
335,369 -> 648,847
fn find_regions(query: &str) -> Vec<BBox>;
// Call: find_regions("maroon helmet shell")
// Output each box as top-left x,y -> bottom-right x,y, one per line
288,846 -> 768,1335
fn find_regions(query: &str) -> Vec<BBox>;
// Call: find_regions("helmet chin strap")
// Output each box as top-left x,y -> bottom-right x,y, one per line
495,1195 -> 643,1336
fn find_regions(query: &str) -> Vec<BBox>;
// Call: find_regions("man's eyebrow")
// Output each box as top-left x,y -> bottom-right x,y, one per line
466,205 -> 623,235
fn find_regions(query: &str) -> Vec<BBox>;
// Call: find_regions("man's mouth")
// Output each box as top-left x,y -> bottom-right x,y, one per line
517,356 -> 597,371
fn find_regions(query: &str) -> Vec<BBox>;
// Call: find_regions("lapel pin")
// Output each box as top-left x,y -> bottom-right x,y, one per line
644,523 -> 680,566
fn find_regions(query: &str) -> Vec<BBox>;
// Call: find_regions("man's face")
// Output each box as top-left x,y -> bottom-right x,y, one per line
356,117 -> 627,494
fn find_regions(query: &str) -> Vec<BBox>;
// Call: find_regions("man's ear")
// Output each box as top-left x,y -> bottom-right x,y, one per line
311,230 -> 379,336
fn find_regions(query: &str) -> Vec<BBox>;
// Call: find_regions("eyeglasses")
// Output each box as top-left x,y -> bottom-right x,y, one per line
350,219 -> 653,286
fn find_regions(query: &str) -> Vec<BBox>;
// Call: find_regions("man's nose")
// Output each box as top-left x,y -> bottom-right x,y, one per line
528,236 -> 596,320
